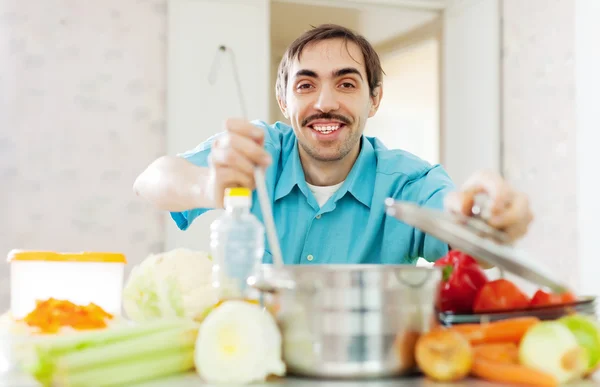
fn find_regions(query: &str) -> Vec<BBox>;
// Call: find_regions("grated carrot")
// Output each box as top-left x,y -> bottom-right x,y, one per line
20,298 -> 113,334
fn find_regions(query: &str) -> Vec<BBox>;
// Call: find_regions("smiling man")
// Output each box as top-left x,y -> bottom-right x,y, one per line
134,24 -> 533,265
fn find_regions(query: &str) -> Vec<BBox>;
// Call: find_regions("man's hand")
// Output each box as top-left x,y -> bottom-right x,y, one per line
444,170 -> 534,242
207,119 -> 272,208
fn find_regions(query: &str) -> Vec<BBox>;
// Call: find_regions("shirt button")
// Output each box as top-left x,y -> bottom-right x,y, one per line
307,254 -> 314,261
315,214 -> 321,219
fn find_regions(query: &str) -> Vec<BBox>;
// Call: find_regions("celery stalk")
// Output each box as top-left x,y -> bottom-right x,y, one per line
24,319 -> 198,385
35,318 -> 197,356
57,326 -> 197,371
54,349 -> 195,387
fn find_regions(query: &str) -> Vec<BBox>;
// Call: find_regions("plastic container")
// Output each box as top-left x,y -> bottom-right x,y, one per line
8,250 -> 127,319
210,188 -> 265,302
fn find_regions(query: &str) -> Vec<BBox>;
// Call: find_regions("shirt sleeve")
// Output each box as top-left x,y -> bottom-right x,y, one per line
405,164 -> 456,262
169,133 -> 220,231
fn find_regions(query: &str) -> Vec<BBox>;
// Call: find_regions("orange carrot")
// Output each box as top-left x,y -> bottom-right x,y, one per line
473,342 -> 519,364
471,358 -> 558,387
20,298 -> 113,333
447,317 -> 540,345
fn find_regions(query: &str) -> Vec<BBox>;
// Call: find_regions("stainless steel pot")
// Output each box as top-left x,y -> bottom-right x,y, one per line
248,264 -> 441,379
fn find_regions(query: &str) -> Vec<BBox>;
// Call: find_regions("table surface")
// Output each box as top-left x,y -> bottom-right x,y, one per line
137,371 -> 600,387
3,369 -> 599,387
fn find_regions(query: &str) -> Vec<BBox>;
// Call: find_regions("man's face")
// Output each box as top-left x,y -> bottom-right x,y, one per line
279,39 -> 382,162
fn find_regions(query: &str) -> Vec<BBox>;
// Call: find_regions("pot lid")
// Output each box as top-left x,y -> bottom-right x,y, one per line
384,198 -> 570,293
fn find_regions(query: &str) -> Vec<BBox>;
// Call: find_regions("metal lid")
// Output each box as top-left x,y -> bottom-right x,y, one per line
384,198 -> 570,293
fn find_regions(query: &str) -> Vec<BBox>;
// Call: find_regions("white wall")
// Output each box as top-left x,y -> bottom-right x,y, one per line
364,38 -> 440,164
576,0 -> 600,297
166,0 -> 271,252
502,0 -> 578,292
0,0 -> 168,311
443,0 -> 500,185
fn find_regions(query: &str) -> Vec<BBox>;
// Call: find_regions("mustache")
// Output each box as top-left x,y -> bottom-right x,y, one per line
301,113 -> 352,127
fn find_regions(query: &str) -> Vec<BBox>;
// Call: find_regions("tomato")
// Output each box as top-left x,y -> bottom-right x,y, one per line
473,279 -> 530,313
529,289 -> 576,307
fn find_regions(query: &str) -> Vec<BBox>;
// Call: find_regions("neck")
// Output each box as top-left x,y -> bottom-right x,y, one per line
299,141 -> 361,186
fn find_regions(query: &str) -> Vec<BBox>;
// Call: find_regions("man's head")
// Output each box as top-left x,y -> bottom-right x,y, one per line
276,24 -> 384,163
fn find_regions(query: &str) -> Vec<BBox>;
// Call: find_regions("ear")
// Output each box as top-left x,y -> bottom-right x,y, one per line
277,96 -> 289,119
368,85 -> 383,118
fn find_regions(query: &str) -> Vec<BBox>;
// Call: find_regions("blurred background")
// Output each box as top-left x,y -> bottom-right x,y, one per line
1,0 -> 599,311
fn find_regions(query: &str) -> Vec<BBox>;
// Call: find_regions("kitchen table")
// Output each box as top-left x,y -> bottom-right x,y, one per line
136,371 -> 600,387
3,369 -> 600,386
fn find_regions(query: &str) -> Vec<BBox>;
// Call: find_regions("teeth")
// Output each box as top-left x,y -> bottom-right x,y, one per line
312,124 -> 340,133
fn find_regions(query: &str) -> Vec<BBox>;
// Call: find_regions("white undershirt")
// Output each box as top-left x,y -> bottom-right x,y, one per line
306,181 -> 345,208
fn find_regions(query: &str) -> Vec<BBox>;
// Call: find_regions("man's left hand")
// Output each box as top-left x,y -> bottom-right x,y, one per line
444,170 -> 534,242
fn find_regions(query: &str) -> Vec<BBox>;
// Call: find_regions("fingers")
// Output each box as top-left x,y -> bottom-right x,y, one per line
211,134 -> 270,173
461,170 -> 512,216
207,119 -> 272,207
444,191 -> 475,216
213,128 -> 271,169
487,192 -> 533,240
224,118 -> 265,143
214,165 -> 255,190
444,169 -> 534,242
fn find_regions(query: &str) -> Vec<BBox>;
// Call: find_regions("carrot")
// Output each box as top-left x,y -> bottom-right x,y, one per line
473,342 -> 519,364
471,358 -> 558,387
447,317 -> 540,345
20,298 -> 113,333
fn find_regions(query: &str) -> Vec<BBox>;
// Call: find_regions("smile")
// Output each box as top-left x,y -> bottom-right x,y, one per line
309,123 -> 344,135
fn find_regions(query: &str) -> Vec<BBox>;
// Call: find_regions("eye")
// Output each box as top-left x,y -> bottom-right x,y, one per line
340,82 -> 356,89
297,83 -> 313,90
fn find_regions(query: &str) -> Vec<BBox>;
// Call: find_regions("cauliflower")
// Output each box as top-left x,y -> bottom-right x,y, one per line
122,248 -> 218,323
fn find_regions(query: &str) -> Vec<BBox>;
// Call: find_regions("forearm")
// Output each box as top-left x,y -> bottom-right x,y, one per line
133,156 -> 214,212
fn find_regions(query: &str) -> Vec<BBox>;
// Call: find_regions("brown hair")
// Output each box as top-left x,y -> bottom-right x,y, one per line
276,24 -> 384,103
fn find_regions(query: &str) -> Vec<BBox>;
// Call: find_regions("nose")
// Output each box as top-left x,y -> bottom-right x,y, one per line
313,86 -> 339,113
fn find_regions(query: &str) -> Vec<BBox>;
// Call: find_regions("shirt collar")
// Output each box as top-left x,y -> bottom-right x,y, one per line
273,139 -> 311,202
339,137 -> 376,208
274,137 -> 377,209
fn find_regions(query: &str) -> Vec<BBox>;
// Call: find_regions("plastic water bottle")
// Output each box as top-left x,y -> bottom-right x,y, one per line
210,187 -> 265,303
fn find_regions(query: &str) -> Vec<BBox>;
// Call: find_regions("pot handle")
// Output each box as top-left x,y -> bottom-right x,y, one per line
246,274 -> 296,294
395,269 -> 437,289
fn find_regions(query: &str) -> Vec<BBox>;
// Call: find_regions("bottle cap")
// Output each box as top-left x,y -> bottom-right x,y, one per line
224,187 -> 251,208
225,187 -> 251,197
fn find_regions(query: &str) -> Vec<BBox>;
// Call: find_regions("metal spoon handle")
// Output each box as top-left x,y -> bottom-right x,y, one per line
254,167 -> 284,268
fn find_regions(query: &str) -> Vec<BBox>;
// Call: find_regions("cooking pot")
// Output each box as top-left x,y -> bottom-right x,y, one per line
247,263 -> 441,379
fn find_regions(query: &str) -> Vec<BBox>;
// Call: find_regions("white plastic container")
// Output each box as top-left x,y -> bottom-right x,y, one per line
8,250 -> 127,319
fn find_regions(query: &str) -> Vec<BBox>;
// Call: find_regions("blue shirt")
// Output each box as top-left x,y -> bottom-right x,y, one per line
171,121 -> 455,265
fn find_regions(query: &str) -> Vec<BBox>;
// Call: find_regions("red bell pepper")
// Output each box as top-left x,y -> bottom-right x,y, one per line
434,250 -> 489,314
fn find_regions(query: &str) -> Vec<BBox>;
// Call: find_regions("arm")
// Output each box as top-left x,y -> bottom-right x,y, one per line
133,155 -> 214,212
133,120 -> 275,231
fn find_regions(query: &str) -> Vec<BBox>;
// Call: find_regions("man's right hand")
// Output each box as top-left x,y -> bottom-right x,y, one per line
207,119 -> 272,208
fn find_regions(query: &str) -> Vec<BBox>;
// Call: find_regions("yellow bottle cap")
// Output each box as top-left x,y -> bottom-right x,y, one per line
225,187 -> 251,197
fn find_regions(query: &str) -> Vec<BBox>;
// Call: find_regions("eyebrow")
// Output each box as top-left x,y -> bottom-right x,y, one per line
294,67 -> 364,80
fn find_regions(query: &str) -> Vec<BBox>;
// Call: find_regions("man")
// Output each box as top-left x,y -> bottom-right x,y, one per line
134,24 -> 533,265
